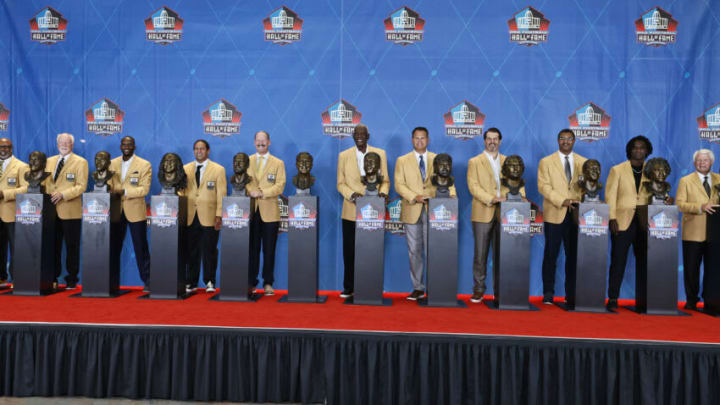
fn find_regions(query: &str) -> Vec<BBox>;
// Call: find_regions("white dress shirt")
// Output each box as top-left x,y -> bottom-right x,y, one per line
484,151 -> 501,197
121,155 -> 134,182
355,148 -> 367,176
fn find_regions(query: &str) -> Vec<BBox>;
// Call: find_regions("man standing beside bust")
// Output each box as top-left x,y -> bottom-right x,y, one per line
46,133 -> 88,289
0,138 -> 28,286
336,124 -> 390,298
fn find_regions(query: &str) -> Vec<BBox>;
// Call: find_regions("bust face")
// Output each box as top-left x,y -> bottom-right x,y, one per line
162,155 -> 177,174
504,157 -> 524,180
233,153 -> 249,174
364,153 -> 379,176
296,153 -> 313,175
95,152 -> 110,172
434,158 -> 451,178
583,161 -> 601,182
651,163 -> 668,182
28,151 -> 46,172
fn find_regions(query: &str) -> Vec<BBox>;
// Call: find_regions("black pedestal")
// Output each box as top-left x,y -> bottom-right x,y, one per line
214,195 -> 257,302
571,202 -> 610,312
13,193 -> 57,295
704,211 -> 720,316
491,201 -> 536,310
423,197 -> 464,307
635,205 -> 684,315
347,195 -> 390,306
145,194 -> 188,300
76,192 -> 127,297
279,195 -> 327,304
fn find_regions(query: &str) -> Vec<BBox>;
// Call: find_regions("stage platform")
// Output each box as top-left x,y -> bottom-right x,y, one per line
0,287 -> 718,404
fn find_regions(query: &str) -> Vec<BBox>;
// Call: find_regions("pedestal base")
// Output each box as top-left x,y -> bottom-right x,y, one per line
352,196 -> 388,306
344,297 -> 392,306
493,201 -> 532,310
80,192 -> 121,297
287,195 -> 321,302
148,194 -> 187,300
426,197 -> 462,307
573,202 -> 610,312
218,195 -> 253,301
13,193 -> 57,295
278,295 -> 328,304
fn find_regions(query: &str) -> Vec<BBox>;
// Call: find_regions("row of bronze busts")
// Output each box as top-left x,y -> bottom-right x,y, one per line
23,150 -> 677,204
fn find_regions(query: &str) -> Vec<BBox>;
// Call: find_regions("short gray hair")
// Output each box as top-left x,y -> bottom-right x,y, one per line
693,149 -> 715,164
56,133 -> 74,143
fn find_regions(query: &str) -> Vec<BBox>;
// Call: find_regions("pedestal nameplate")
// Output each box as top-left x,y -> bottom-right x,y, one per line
215,195 -> 255,301
425,197 -> 464,307
704,211 -> 720,315
349,195 -> 389,305
636,205 -> 682,315
280,194 -> 326,303
491,201 -> 535,310
147,194 -> 188,299
13,193 -> 57,295
572,202 -> 610,312
78,191 -> 124,297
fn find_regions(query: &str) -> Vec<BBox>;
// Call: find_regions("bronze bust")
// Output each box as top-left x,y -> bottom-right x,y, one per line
501,154 -> 525,200
578,159 -> 603,202
157,152 -> 187,194
361,152 -> 383,194
92,151 -> 114,191
292,152 -> 315,193
642,157 -> 672,204
431,153 -> 454,197
229,152 -> 251,195
24,151 -> 50,193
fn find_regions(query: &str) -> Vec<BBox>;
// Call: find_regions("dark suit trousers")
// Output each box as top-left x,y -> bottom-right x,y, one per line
249,212 -> 279,287
608,214 -> 647,300
186,214 -> 220,287
0,221 -> 15,280
54,218 -> 81,285
682,240 -> 706,305
111,211 -> 150,284
342,219 -> 355,292
541,211 -> 578,298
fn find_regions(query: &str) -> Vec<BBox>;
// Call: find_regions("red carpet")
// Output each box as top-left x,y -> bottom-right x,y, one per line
1,287 -> 718,344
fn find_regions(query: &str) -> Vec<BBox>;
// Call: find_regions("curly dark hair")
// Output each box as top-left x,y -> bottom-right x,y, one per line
643,157 -> 671,180
433,153 -> 452,172
626,135 -> 653,160
157,152 -> 187,190
501,154 -> 525,178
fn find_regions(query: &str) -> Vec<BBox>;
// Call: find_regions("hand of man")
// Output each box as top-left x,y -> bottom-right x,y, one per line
664,196 -> 675,205
562,199 -> 577,210
50,192 -> 64,204
491,197 -> 506,205
702,203 -> 718,214
609,219 -> 619,235
350,192 -> 362,202
414,195 -> 428,204
111,188 -> 124,196
379,192 -> 389,205
214,216 -> 222,231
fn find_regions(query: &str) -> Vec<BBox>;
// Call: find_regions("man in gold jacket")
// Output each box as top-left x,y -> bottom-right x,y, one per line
183,139 -> 227,293
676,149 -> 720,310
394,127 -> 456,301
0,138 -> 28,285
537,129 -> 587,305
466,128 -> 506,304
46,133 -> 88,289
109,136 -> 152,288
336,124 -> 390,298
247,131 -> 286,296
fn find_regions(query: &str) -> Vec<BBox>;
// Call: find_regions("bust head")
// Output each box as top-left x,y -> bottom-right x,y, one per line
364,152 -> 380,176
28,151 -> 47,173
296,152 -> 313,174
582,159 -> 601,182
232,152 -> 249,175
431,153 -> 454,192
644,157 -> 671,183
158,152 -> 187,192
94,151 -> 111,172
502,154 -> 525,180
25,151 -> 50,190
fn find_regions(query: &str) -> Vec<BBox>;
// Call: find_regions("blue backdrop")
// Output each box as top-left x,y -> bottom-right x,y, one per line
1,0 -> 719,299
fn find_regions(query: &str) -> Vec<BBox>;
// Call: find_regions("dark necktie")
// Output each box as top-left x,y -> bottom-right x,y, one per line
564,156 -> 571,183
419,155 -> 426,181
54,157 -> 64,182
704,176 -> 711,197
195,165 -> 202,186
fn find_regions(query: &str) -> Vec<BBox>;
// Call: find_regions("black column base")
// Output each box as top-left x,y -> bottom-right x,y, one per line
344,297 -> 392,306
278,295 -> 328,304
70,289 -> 132,299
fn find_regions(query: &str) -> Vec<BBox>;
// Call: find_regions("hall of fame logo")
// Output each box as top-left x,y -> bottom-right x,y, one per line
202,99 -> 242,137
507,6 -> 549,46
263,6 -> 303,45
278,195 -> 289,233
697,103 -> 720,143
578,208 -> 607,237
82,198 -> 109,224
568,102 -> 611,142
288,202 -> 316,230
501,207 -> 530,235
16,199 -> 42,225
648,210 -> 678,239
385,197 -> 405,234
29,7 -> 67,44
223,203 -> 250,230
635,7 -> 677,47
444,100 -> 485,139
145,7 -> 183,45
384,6 -> 425,45
429,204 -> 457,231
321,99 -> 362,138
0,103 -> 9,132
357,203 -> 385,231
86,98 -> 124,136
150,201 -> 177,228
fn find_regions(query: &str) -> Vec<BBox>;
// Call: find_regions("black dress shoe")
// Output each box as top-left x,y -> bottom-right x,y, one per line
683,302 -> 697,310
542,295 -> 553,305
607,298 -> 618,310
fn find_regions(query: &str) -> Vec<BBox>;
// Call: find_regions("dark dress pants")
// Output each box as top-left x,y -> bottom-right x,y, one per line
111,211 -> 151,284
54,218 -> 81,285
342,219 -> 355,292
608,214 -> 647,300
0,221 -> 14,281
186,214 -> 220,288
541,211 -> 578,300
249,212 -> 279,287
682,240 -> 706,305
